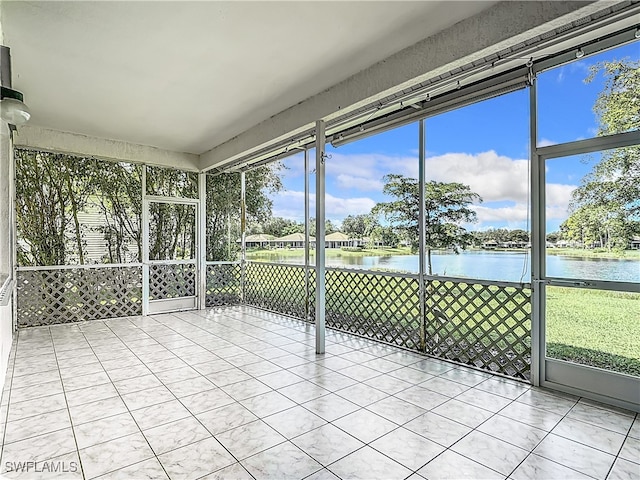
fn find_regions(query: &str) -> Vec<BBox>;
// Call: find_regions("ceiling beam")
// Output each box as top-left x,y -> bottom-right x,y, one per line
14,126 -> 199,170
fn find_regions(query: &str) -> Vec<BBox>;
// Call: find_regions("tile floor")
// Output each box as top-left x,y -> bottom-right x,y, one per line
0,306 -> 638,480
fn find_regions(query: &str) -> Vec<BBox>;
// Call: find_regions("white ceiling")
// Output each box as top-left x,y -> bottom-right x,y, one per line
3,1 -> 496,154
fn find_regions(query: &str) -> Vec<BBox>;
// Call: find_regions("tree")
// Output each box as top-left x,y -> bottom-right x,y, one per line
546,232 -> 561,244
15,150 -> 96,266
93,162 -> 142,263
369,226 -> 399,248
341,214 -> 367,239
569,58 -> 640,249
509,229 -> 530,243
309,218 -> 337,235
206,165 -> 282,261
373,174 -> 481,274
262,217 -> 302,237
562,204 -> 629,250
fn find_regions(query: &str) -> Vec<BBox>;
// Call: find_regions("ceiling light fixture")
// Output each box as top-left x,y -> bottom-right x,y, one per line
1,87 -> 30,126
1,46 -> 30,126
575,47 -> 585,58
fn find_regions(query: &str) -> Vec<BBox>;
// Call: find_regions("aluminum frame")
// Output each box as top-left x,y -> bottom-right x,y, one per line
418,119 -> 427,352
142,166 -> 201,316
315,120 -> 326,354
534,124 -> 640,409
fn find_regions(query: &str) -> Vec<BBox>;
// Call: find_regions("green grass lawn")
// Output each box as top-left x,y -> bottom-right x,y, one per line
546,248 -> 640,259
546,286 -> 640,375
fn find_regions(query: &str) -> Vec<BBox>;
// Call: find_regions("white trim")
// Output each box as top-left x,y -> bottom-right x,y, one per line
14,126 -> 199,171
144,195 -> 199,205
16,263 -> 142,271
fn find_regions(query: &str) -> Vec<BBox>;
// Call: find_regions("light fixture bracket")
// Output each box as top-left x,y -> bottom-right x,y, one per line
1,86 -> 24,102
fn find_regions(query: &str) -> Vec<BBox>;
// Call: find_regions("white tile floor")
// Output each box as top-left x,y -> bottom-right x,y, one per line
0,306 -> 638,480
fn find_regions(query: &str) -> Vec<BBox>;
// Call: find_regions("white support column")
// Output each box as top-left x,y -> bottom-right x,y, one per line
240,171 -> 246,303
315,121 -> 326,354
304,149 -> 310,320
198,172 -> 207,310
418,119 -> 427,352
141,165 -> 149,316
529,79 -> 544,387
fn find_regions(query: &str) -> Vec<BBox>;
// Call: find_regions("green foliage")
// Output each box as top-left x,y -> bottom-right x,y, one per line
566,59 -> 640,250
261,217 -> 303,237
93,162 -> 142,263
341,214 -> 378,239
369,226 -> 399,248
472,228 -> 530,245
15,149 -> 97,266
373,174 -> 481,274
206,165 -> 282,261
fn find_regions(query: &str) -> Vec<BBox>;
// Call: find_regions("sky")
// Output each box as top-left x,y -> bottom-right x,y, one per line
271,41 -> 639,233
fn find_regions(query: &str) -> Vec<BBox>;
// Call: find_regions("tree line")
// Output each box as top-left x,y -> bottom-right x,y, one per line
15,151 -> 280,266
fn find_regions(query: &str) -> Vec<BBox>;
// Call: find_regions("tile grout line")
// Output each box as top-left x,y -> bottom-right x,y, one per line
101,315 -> 258,480
49,325 -> 87,480
5,307 -> 638,480
77,319 -> 174,480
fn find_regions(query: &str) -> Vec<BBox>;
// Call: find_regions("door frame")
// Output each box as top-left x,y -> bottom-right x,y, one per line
532,127 -> 640,411
142,194 -> 200,316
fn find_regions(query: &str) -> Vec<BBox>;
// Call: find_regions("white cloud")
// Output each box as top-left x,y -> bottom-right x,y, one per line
538,138 -> 556,147
546,183 -> 576,210
472,204 -> 529,224
326,152 -> 417,186
335,174 -> 383,191
271,190 -> 376,222
274,149 -> 577,226
424,150 -> 529,203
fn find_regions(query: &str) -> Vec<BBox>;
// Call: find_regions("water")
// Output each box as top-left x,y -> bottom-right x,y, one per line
248,250 -> 640,283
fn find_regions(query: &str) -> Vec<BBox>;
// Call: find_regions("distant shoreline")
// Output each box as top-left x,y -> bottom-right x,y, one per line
246,246 -> 640,260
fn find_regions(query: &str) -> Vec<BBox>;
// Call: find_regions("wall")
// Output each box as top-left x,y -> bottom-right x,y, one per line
0,116 -> 14,398
0,4 -> 16,395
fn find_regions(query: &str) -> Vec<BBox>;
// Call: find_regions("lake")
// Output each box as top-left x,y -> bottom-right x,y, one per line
248,250 -> 640,283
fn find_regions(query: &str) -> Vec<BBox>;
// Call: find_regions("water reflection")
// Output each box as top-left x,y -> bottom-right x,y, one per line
248,250 -> 639,283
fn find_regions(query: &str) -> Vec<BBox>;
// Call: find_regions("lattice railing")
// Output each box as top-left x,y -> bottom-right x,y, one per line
149,263 -> 196,300
15,259 -> 532,379
425,278 -> 531,379
326,269 -> 422,350
16,266 -> 142,327
244,262 -> 312,319
206,263 -> 242,307
243,262 -> 531,379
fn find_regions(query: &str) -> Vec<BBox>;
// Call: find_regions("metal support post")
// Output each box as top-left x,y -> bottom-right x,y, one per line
141,165 -> 149,316
315,121 -> 326,354
529,78 -> 544,387
304,149 -> 310,321
418,119 -> 427,352
240,171 -> 247,303
198,172 -> 207,310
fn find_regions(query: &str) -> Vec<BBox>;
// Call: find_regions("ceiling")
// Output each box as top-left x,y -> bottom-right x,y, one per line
2,1 -> 497,155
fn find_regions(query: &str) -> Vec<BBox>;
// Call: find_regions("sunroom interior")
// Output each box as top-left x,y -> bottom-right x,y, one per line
0,1 -> 639,479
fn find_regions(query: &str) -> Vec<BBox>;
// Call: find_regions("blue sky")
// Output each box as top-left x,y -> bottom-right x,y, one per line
271,41 -> 639,233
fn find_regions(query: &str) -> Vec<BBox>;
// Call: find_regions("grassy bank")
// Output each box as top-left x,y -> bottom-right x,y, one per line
545,247 -> 640,259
